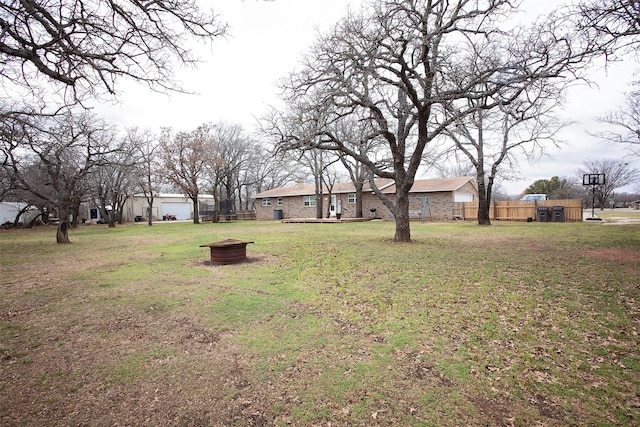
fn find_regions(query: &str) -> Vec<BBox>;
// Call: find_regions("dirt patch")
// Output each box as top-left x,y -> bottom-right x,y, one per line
530,394 -> 566,420
0,303 -> 269,426
469,395 -> 513,427
582,247 -> 640,264
200,252 -> 279,267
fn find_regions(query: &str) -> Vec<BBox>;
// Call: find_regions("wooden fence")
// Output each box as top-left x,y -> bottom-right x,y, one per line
235,210 -> 256,220
202,210 -> 256,222
459,200 -> 583,222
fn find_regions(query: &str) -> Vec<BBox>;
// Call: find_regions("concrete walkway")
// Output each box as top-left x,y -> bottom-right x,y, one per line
583,208 -> 640,224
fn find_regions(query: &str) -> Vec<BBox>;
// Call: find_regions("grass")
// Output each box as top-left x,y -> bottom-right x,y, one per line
1,220 -> 639,426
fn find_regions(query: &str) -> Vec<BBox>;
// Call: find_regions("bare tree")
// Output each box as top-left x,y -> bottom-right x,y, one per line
160,125 -> 213,224
242,145 -> 298,210
572,1 -> 640,158
205,122 -> 251,221
132,129 -> 161,226
263,100 -> 341,219
1,119 -> 57,227
331,115 -> 383,218
295,148 -> 340,220
443,76 -> 568,225
578,158 -> 640,209
433,162 -> 475,179
279,0 -> 590,242
0,159 -> 56,227
339,153 -> 368,219
322,165 -> 342,218
234,143 -> 264,211
1,1 -> 227,237
2,110 -> 116,242
0,0 -> 227,106
594,87 -> 640,156
572,0 -> 640,56
88,129 -> 141,227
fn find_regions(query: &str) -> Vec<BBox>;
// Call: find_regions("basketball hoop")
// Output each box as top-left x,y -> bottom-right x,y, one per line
582,174 -> 606,220
582,174 -> 605,186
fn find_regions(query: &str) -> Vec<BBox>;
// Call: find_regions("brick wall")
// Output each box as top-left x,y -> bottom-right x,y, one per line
255,195 -> 318,220
255,190 -> 464,221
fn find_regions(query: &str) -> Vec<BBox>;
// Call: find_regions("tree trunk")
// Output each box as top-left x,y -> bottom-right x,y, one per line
237,192 -> 244,212
115,200 -> 126,224
477,190 -> 492,225
477,198 -> 491,225
13,204 -> 32,228
476,173 -> 492,226
147,206 -> 153,226
107,205 -> 116,228
355,182 -> 363,218
212,189 -> 220,223
394,190 -> 411,242
192,198 -> 200,224
315,192 -> 323,219
57,221 -> 70,243
225,179 -> 234,202
71,203 -> 81,228
314,173 -> 323,219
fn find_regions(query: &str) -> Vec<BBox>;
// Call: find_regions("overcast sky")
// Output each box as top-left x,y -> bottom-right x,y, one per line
92,0 -> 639,196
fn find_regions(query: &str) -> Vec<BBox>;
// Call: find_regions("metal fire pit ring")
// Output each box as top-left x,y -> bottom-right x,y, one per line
200,239 -> 254,265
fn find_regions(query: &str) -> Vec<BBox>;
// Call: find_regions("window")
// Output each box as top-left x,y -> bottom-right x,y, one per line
262,198 -> 271,206
348,193 -> 357,204
303,196 -> 316,207
454,193 -> 474,202
277,198 -> 283,206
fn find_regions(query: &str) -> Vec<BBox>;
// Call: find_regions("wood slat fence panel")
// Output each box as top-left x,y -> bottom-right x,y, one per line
460,200 -> 583,222
236,210 -> 256,220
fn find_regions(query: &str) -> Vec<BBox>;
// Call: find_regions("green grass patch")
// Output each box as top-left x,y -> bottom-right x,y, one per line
1,220 -> 639,425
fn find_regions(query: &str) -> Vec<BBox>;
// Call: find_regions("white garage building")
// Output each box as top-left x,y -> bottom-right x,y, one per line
122,194 -> 215,222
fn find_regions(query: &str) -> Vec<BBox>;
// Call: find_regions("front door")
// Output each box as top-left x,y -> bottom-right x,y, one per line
329,195 -> 336,217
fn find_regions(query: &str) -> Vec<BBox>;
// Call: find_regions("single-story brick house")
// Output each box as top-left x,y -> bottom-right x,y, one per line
253,176 -> 478,221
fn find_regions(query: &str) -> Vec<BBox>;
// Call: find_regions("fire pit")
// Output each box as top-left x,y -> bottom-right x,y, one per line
200,239 -> 254,265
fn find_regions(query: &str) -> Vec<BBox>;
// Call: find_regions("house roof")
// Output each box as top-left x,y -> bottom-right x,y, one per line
254,176 -> 476,198
380,176 -> 477,194
131,193 -> 216,199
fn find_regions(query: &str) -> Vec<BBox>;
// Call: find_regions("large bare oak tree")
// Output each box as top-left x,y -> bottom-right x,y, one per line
1,0 -> 226,241
2,111 -> 117,242
278,0 -> 591,242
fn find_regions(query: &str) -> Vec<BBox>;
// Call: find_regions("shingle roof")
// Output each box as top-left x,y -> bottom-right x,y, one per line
254,176 -> 475,198
382,176 -> 476,194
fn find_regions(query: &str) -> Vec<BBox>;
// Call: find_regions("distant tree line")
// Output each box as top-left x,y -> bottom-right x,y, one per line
521,159 -> 640,208
1,114 -> 298,235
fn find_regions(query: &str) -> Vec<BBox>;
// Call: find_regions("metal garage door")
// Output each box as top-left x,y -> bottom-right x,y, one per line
161,202 -> 191,220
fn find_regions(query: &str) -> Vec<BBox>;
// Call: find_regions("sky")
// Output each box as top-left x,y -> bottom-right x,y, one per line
92,0 -> 639,196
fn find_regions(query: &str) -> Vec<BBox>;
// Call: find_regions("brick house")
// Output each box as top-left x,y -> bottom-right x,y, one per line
253,176 -> 478,221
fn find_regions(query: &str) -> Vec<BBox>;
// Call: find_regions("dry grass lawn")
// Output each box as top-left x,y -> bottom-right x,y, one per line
1,219 -> 639,426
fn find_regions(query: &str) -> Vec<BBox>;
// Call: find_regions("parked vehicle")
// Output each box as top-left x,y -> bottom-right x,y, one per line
521,194 -> 547,201
162,214 -> 177,221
